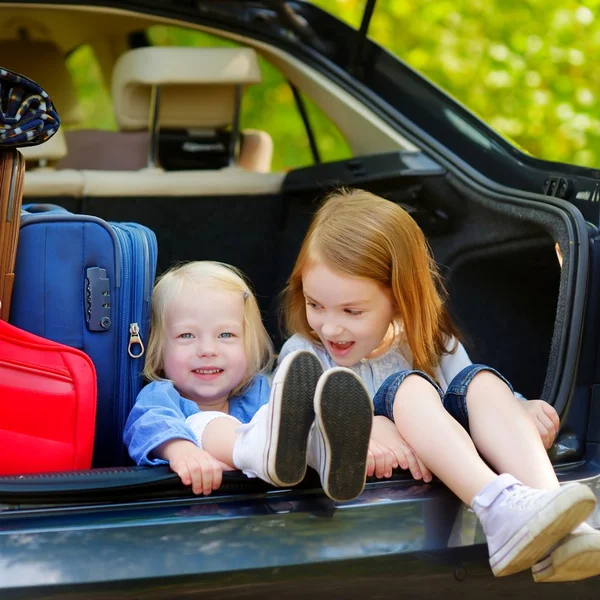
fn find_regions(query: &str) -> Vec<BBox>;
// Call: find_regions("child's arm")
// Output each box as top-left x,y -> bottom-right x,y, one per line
154,439 -> 223,495
369,416 -> 432,482
123,381 -> 202,466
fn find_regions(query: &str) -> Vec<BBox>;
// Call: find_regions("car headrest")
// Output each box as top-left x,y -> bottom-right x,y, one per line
19,128 -> 68,166
112,47 -> 262,131
0,40 -> 81,125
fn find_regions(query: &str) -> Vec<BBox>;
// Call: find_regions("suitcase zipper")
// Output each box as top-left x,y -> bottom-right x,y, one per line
0,357 -> 72,382
126,227 -> 149,409
112,226 -> 132,464
128,322 -> 144,358
112,223 -> 155,465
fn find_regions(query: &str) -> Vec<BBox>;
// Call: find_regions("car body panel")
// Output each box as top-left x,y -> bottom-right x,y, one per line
0,1 -> 600,597
2,468 -> 600,597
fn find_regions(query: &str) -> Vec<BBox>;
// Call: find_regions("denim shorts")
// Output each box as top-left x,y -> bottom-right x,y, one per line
372,364 -> 514,433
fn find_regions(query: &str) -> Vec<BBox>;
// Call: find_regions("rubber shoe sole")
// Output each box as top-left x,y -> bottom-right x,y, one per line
314,368 -> 373,502
532,529 -> 600,582
267,351 -> 323,487
491,484 -> 597,577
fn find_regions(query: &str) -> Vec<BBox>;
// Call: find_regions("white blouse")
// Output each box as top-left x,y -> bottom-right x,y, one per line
278,333 -> 473,398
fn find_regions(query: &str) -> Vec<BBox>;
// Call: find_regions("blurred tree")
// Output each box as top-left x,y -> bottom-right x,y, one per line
314,0 -> 600,168
66,0 -> 600,170
67,45 -> 116,130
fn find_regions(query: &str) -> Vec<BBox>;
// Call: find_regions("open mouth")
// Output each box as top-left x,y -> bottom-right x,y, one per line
328,341 -> 355,355
192,368 -> 224,379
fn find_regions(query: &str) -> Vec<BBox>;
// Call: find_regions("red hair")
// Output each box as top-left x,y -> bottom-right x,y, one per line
282,188 -> 460,379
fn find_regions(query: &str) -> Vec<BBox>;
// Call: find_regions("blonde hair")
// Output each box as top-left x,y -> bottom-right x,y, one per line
283,188 -> 460,379
144,261 -> 274,396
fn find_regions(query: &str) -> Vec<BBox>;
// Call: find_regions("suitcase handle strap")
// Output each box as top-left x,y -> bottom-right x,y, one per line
22,203 -> 69,214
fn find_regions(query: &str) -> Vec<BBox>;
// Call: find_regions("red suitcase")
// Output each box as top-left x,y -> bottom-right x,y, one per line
0,319 -> 96,475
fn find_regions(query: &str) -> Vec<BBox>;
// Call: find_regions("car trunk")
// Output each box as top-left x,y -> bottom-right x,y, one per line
0,149 -> 581,506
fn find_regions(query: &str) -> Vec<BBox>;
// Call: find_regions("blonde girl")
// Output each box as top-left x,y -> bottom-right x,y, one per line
124,261 -> 372,502
279,188 -> 600,582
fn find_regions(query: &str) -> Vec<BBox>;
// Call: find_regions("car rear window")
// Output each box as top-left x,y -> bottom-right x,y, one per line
316,0 -> 600,169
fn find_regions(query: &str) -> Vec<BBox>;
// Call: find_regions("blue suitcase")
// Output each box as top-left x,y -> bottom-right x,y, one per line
10,204 -> 158,467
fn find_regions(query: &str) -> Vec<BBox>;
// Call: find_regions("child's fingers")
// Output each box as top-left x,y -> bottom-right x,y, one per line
382,448 -> 395,478
542,426 -> 556,449
377,445 -> 395,478
373,445 -> 395,479
173,462 -> 192,487
210,457 -> 223,490
199,456 -> 224,494
542,403 -> 560,432
416,457 -> 432,483
547,425 -> 558,447
370,443 -> 387,479
200,468 -> 213,496
402,446 -> 423,481
535,420 -> 552,450
366,451 -> 375,477
187,457 -> 214,495
191,465 -> 210,495
537,410 -> 557,436
533,413 -> 554,448
390,446 -> 409,471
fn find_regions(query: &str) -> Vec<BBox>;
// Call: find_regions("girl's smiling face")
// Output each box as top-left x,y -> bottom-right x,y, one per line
302,262 -> 396,367
161,285 -> 248,408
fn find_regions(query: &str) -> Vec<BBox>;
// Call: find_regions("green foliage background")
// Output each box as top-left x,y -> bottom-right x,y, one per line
67,0 -> 600,171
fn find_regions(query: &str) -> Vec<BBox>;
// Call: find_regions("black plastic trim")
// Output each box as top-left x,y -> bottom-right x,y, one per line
289,82 -> 321,164
0,466 -> 425,506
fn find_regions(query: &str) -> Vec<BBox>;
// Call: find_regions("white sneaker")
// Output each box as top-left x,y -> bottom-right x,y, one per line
307,367 -> 373,502
232,350 -> 322,486
532,522 -> 600,582
472,474 -> 596,577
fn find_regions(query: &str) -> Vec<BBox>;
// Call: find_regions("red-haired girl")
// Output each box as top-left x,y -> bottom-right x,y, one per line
280,188 -> 600,582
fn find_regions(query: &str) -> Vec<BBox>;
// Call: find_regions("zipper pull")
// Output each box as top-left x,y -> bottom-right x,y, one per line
128,322 -> 145,358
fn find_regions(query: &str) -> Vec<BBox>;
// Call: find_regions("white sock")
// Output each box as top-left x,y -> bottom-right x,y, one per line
185,411 -> 241,450
231,404 -> 271,480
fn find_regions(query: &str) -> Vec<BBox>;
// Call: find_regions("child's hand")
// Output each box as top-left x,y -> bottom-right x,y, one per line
159,439 -> 224,495
522,399 -> 560,450
368,416 -> 432,483
367,438 -> 397,479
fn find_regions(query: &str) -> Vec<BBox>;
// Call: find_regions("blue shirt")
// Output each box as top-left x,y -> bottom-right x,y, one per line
123,375 -> 271,466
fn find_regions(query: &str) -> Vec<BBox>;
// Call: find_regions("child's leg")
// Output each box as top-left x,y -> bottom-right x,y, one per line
450,366 -> 600,583
532,522 -> 600,582
382,372 -> 497,504
380,371 -> 596,577
189,350 -> 323,487
307,367 -> 373,502
458,368 -> 559,489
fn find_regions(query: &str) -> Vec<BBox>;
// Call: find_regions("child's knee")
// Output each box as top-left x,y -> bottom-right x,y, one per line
394,373 -> 439,405
467,369 -> 510,398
